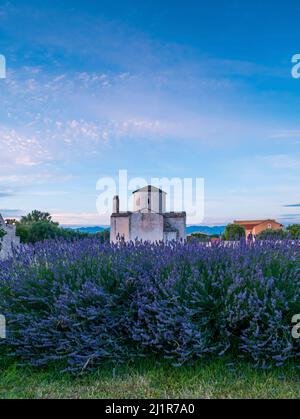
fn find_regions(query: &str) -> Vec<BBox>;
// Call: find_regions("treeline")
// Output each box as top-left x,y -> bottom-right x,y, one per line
224,223 -> 300,241
189,223 -> 300,242
6,210 -> 109,244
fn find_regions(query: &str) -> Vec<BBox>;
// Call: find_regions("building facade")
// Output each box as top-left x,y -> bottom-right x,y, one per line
0,214 -> 20,259
234,219 -> 283,238
110,186 -> 186,243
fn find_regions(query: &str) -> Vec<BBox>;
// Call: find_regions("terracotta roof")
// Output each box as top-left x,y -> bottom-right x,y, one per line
234,219 -> 282,226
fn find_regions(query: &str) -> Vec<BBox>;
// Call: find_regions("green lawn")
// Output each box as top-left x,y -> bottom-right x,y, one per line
0,358 -> 299,399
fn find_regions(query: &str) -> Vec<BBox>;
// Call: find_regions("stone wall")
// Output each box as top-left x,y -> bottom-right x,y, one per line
163,231 -> 177,241
129,213 -> 164,242
164,212 -> 187,241
110,213 -> 131,243
0,224 -> 20,260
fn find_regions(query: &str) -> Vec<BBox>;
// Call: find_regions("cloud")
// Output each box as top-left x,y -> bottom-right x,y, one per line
0,173 -> 72,185
0,34 -> 290,178
270,130 -> 300,139
0,126 -> 51,167
52,211 -> 109,226
0,192 -> 13,198
0,209 -> 24,218
257,154 -> 300,170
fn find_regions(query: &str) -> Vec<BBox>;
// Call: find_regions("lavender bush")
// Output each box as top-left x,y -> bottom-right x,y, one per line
0,239 -> 299,372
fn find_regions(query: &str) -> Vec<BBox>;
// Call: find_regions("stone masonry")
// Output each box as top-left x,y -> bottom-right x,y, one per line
0,214 -> 20,259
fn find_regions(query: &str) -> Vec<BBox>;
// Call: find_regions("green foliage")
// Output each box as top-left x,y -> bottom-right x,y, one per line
257,225 -> 300,240
20,210 -> 57,225
287,224 -> 300,239
17,211 -> 59,243
16,210 -> 110,244
60,228 -> 109,243
224,224 -> 245,241
95,229 -> 110,243
16,220 -> 57,244
16,221 -> 89,244
188,233 -> 209,242
0,227 -> 6,240
257,229 -> 288,240
15,223 -> 30,244
27,221 -> 60,243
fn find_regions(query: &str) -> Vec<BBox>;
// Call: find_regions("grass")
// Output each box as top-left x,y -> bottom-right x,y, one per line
0,358 -> 299,399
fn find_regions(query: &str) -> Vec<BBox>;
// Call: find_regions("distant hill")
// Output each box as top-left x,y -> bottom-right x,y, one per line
68,225 -> 225,236
186,226 -> 226,236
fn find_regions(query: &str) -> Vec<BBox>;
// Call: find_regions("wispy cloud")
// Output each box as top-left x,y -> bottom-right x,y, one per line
0,209 -> 24,218
257,154 -> 300,170
0,191 -> 13,198
0,173 -> 72,185
0,126 -> 51,167
270,130 -> 300,139
52,211 -> 108,226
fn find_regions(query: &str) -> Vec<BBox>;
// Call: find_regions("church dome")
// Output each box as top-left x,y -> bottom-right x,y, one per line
132,185 -> 166,214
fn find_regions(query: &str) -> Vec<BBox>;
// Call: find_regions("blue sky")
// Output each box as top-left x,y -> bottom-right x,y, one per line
0,0 -> 300,225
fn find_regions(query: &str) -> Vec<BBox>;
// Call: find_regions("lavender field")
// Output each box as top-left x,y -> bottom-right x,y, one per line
0,239 -> 299,373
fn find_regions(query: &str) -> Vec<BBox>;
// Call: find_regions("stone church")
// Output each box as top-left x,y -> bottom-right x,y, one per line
0,214 -> 20,259
110,186 -> 186,243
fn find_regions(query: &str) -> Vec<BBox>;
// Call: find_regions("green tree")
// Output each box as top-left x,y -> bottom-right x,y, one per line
17,211 -> 59,244
224,224 -> 245,241
287,224 -> 300,239
16,223 -> 30,244
17,210 -> 110,244
20,210 -> 57,225
0,227 -> 5,239
27,221 -> 60,243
